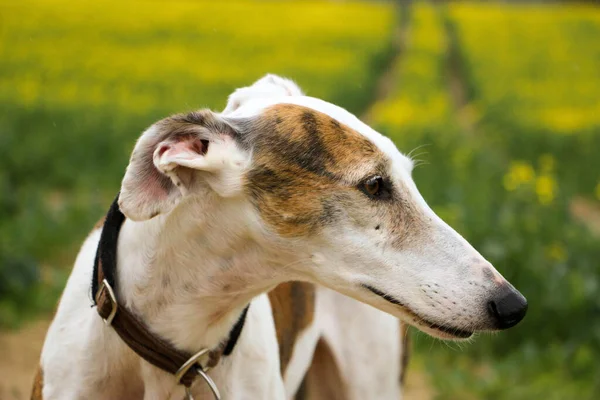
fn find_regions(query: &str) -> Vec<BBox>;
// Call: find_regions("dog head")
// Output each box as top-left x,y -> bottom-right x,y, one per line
119,74 -> 527,340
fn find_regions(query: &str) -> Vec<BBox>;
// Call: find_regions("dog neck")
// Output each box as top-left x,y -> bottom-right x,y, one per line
113,195 -> 299,353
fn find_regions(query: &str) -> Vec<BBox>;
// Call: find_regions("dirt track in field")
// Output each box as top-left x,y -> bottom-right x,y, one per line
0,318 -> 50,400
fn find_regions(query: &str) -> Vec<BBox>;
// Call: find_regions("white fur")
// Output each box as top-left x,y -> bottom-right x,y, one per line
282,316 -> 321,398
223,74 -> 304,115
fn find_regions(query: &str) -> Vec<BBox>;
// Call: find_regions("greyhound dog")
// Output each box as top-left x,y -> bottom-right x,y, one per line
34,75 -> 527,399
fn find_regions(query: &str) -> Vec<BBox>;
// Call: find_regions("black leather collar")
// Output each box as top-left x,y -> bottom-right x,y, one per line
91,194 -> 248,371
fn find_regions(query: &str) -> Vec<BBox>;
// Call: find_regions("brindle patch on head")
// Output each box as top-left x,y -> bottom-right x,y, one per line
241,103 -> 429,247
31,366 -> 43,400
268,282 -> 316,375
244,104 -> 386,237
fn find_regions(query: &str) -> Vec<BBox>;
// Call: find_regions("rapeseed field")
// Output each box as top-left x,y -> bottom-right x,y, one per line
451,4 -> 600,135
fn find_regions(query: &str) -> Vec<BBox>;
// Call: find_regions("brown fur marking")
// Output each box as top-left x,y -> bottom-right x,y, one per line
245,104 -> 385,238
295,337 -> 348,400
268,282 -> 316,375
30,366 -> 43,400
243,104 -> 427,244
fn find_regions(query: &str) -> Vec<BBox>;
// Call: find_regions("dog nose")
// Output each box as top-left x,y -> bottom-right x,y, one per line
487,285 -> 528,329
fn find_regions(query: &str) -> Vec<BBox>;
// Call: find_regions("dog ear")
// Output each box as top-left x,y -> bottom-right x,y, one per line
118,110 -> 247,221
223,74 -> 304,114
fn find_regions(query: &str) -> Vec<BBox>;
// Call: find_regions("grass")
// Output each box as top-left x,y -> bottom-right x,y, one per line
0,0 -> 395,327
372,2 -> 600,399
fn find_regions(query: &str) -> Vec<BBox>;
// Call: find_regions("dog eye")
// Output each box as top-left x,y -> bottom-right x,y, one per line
360,176 -> 387,199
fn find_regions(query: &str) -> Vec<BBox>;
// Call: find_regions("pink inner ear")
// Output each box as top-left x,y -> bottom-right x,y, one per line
164,137 -> 208,159
195,139 -> 209,155
157,144 -> 169,157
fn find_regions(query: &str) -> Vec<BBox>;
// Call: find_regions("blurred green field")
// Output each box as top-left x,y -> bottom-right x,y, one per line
372,3 -> 600,399
2,1 -> 600,399
0,0 -> 395,325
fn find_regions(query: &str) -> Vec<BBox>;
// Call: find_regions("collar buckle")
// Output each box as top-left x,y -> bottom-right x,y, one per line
176,348 -> 221,400
97,279 -> 118,326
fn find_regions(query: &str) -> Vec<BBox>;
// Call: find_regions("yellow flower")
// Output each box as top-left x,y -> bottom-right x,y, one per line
546,242 -> 567,262
536,175 -> 557,205
503,161 -> 535,191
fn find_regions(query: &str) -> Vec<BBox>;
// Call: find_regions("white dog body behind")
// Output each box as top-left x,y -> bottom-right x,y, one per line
36,74 -> 527,399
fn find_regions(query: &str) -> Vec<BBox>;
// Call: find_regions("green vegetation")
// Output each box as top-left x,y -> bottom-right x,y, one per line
2,0 -> 600,398
372,3 -> 600,399
0,0 -> 395,327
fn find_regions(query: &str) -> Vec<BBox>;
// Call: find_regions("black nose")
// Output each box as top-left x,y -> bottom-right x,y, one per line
487,286 -> 528,329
